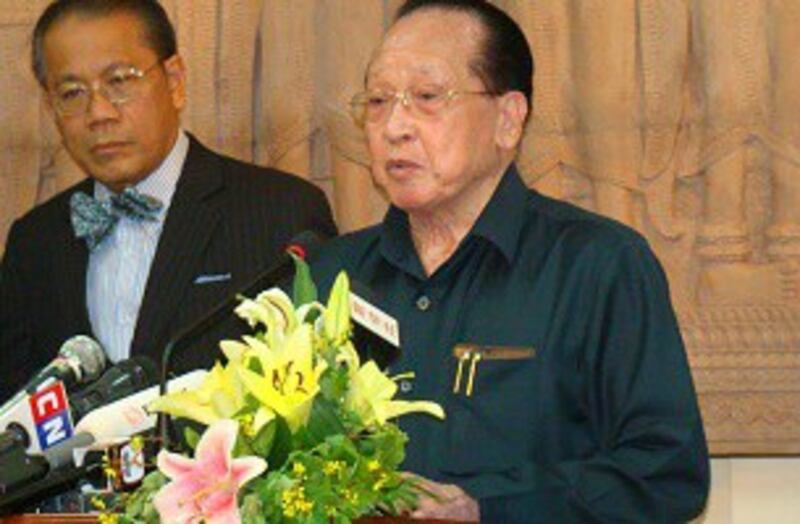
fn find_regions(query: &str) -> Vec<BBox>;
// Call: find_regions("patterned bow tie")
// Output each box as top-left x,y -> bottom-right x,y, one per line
70,187 -> 164,251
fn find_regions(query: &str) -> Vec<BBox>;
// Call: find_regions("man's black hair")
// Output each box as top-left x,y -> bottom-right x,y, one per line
396,0 -> 534,111
32,0 -> 176,87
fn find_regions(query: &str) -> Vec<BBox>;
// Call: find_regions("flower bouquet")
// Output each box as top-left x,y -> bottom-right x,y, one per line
111,257 -> 444,523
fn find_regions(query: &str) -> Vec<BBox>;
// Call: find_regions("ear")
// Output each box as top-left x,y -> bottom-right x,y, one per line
163,54 -> 187,111
494,91 -> 528,151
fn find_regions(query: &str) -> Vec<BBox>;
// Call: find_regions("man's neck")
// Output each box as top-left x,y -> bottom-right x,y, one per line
408,160 -> 511,276
94,131 -> 189,210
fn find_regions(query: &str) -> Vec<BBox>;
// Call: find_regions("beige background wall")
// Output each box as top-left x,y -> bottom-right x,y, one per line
1,1 -> 799,520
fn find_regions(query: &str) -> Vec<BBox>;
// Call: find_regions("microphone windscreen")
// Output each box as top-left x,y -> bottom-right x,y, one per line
59,335 -> 107,383
286,230 -> 327,260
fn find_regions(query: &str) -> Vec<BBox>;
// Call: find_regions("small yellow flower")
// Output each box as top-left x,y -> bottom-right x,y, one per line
130,435 -> 144,453
101,453 -> 118,480
282,485 -> 313,518
323,460 -> 345,476
292,461 -> 307,477
239,413 -> 254,437
373,472 -> 390,491
342,488 -> 359,505
97,513 -> 119,524
367,459 -> 381,472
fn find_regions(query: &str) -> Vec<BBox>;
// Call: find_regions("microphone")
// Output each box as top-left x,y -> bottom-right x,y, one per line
0,335 -> 106,417
69,356 -> 157,421
23,335 -> 106,394
42,370 -> 208,470
0,371 -> 207,510
158,230 -> 326,446
0,336 -> 106,456
0,356 -> 154,457
0,446 -> 49,497
349,281 -> 401,370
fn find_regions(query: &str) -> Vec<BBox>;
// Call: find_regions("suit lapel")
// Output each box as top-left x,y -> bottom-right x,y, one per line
130,137 -> 225,361
61,180 -> 94,335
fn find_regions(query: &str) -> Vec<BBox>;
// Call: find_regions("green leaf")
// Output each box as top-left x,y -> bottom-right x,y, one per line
291,252 -> 318,307
240,493 -> 268,524
319,363 -> 349,402
367,423 -> 408,469
251,419 -> 277,457
183,426 -> 201,450
266,417 -> 293,470
296,398 -> 347,448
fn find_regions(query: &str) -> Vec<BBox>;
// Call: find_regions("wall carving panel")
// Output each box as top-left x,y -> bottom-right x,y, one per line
0,0 -> 798,455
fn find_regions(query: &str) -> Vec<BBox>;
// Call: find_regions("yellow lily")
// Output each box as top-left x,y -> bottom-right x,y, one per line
149,360 -> 248,426
238,323 -> 327,432
234,288 -> 298,348
346,361 -> 444,426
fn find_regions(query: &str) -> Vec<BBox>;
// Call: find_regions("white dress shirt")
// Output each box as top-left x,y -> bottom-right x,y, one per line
86,131 -> 189,363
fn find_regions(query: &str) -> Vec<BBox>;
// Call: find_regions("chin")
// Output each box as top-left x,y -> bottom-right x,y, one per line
389,194 -> 436,214
90,170 -> 141,191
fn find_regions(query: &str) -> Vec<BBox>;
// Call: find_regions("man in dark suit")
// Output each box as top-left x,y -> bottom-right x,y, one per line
0,0 -> 336,402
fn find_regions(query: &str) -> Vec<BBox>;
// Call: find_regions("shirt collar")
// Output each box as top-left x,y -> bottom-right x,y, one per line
94,130 -> 190,219
469,163 -> 528,263
379,163 -> 528,269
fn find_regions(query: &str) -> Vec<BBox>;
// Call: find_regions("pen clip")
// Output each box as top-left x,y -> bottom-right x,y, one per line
465,352 -> 481,397
453,350 -> 471,394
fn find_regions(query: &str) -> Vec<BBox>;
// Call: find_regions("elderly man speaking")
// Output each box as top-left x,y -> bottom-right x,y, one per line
313,0 -> 710,522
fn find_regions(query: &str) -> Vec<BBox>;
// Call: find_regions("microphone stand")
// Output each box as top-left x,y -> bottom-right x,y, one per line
157,249 -> 303,449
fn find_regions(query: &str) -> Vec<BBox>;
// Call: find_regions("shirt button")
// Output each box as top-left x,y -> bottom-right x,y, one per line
416,295 -> 431,311
399,380 -> 413,393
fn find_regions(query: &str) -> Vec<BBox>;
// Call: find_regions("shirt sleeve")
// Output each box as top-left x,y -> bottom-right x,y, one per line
480,239 -> 710,523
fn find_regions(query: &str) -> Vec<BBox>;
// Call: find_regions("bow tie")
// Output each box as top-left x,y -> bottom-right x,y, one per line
70,187 -> 164,251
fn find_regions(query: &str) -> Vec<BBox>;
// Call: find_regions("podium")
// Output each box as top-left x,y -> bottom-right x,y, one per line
0,517 -> 96,523
1,516 -> 472,523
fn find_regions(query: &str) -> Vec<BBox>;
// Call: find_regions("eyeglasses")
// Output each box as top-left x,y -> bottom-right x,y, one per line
349,86 -> 494,126
49,60 -> 164,117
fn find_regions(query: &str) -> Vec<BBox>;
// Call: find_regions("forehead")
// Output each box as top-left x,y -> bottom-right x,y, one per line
367,9 -> 484,84
42,12 -> 154,81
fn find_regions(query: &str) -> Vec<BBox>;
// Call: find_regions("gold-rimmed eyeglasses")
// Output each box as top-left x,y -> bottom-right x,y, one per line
49,60 -> 164,117
349,86 -> 494,126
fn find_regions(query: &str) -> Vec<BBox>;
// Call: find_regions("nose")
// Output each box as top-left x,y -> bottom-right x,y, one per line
86,88 -> 121,127
382,93 -> 416,145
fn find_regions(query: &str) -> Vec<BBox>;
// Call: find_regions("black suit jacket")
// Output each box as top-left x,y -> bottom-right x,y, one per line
0,136 -> 337,402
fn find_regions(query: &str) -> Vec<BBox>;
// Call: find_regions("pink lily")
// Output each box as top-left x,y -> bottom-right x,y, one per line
153,419 -> 267,524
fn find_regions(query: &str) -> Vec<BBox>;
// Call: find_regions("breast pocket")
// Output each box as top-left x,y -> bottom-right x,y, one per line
440,343 -> 541,485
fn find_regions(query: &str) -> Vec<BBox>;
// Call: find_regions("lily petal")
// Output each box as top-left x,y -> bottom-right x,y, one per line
157,450 -> 197,479
195,419 -> 238,476
324,272 -> 351,344
154,420 -> 268,524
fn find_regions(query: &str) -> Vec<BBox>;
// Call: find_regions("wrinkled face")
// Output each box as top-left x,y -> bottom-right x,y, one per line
364,10 -> 523,215
42,12 -> 186,192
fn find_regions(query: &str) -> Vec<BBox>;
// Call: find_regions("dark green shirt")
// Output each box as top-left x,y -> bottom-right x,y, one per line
312,166 -> 709,523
